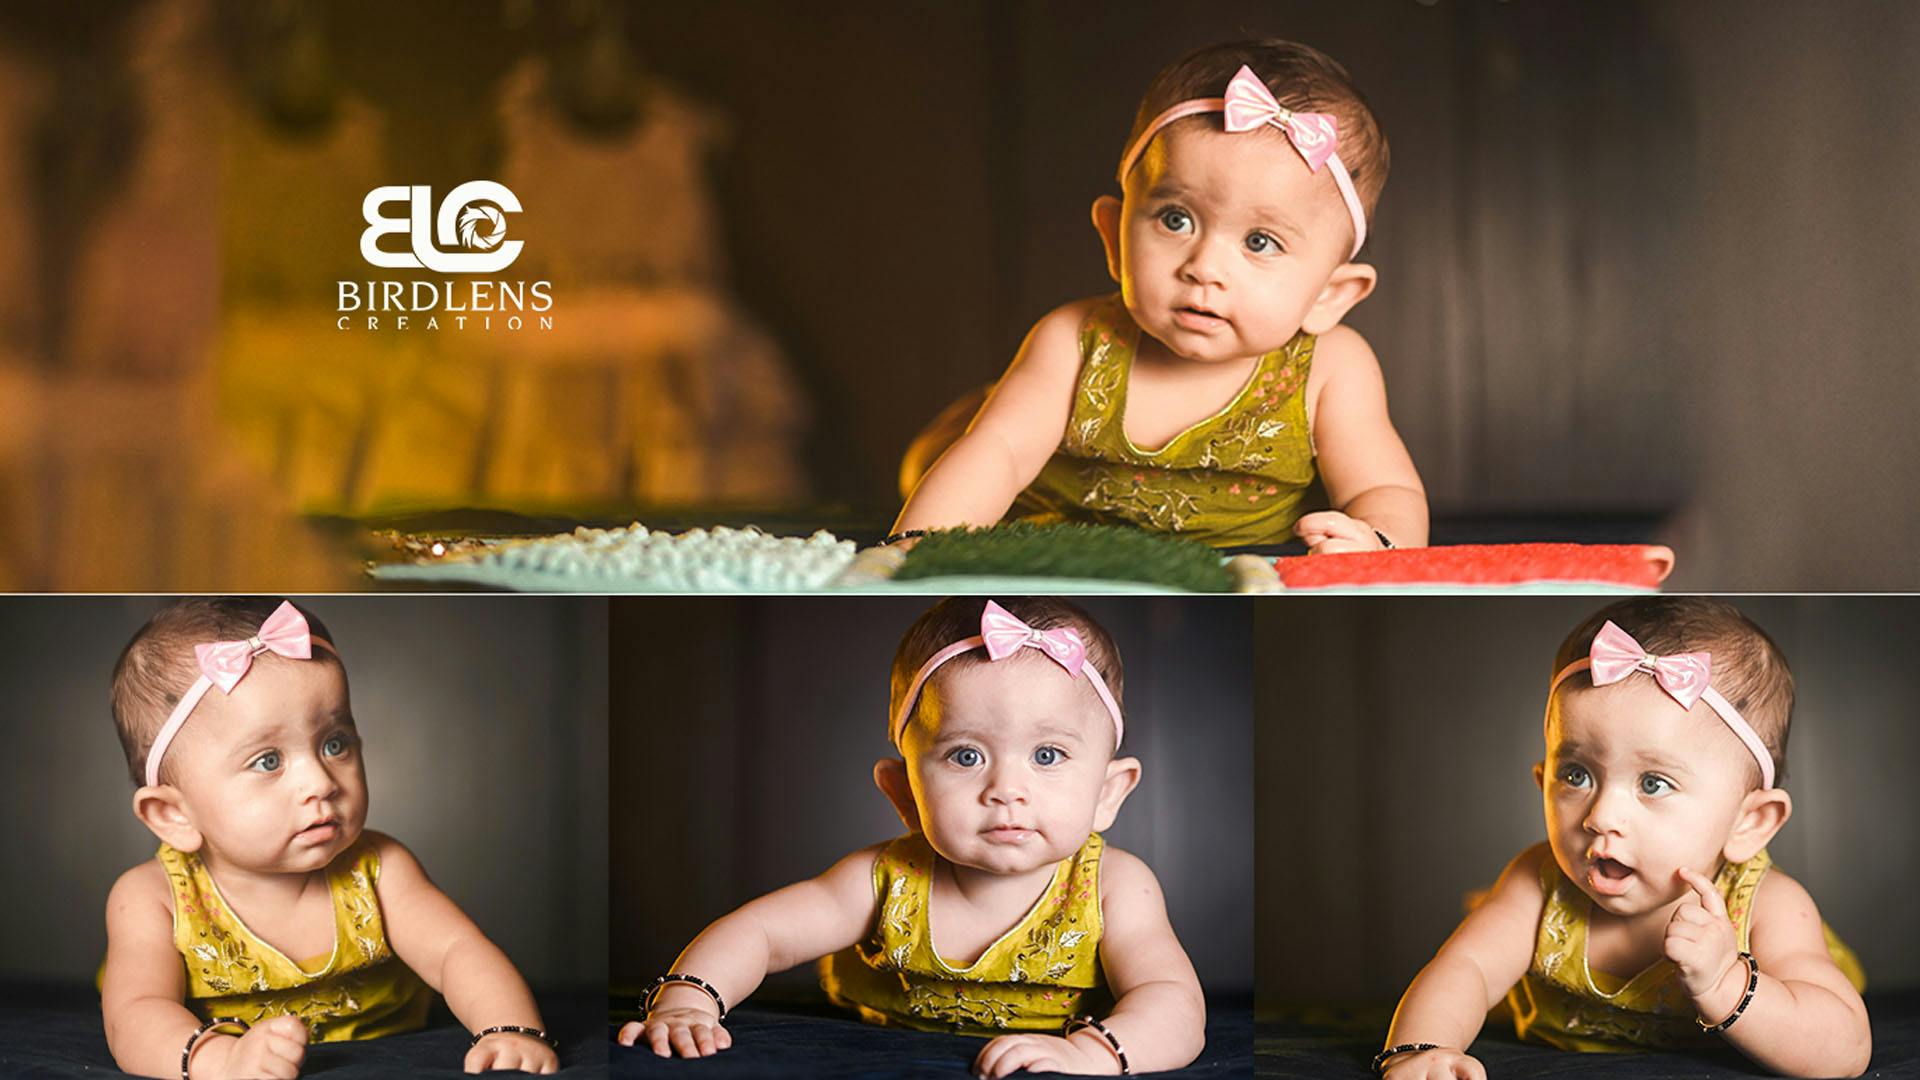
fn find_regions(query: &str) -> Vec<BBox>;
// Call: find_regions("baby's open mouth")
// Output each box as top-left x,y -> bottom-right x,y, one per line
1593,857 -> 1632,880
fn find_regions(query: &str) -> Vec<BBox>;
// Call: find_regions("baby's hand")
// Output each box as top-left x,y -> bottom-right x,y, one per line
616,1008 -> 732,1058
972,1032 -> 1121,1077
1666,867 -> 1743,1005
1294,511 -> 1387,554
464,1030 -> 559,1074
195,1015 -> 307,1080
1379,1046 -> 1486,1080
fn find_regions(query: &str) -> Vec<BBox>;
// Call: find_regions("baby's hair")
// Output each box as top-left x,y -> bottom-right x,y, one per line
1552,597 -> 1793,788
890,598 -> 1125,752
1123,39 -> 1390,220
110,597 -> 340,786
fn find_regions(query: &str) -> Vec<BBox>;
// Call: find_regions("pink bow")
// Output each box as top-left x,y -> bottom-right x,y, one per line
1221,65 -> 1341,173
979,600 -> 1088,677
1587,620 -> 1713,711
193,601 -> 316,694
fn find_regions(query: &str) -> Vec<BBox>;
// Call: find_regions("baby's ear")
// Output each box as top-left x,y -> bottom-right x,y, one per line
132,785 -> 203,852
872,759 -> 922,832
1090,196 -> 1123,284
1300,261 -> 1378,335
1532,761 -> 1546,790
1724,786 -> 1793,864
1092,756 -> 1143,832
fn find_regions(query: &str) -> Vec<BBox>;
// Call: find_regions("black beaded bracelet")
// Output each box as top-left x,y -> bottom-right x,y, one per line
1371,1042 -> 1440,1074
1373,529 -> 1396,550
181,1017 -> 249,1080
881,529 -> 928,547
471,1024 -> 559,1050
644,972 -> 729,1021
1698,951 -> 1760,1034
1063,1015 -> 1130,1075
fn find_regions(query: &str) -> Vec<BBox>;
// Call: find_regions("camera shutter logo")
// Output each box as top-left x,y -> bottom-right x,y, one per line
360,180 -> 524,273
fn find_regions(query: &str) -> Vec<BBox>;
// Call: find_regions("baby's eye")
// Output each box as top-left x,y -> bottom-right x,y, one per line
1032,745 -> 1065,767
1556,763 -> 1590,787
1244,231 -> 1283,255
947,747 -> 983,769
1157,207 -> 1193,233
248,750 -> 282,773
322,733 -> 353,757
1639,774 -> 1674,797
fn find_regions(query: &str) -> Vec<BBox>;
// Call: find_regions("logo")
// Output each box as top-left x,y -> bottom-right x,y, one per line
337,179 -> 553,332
359,180 -> 524,273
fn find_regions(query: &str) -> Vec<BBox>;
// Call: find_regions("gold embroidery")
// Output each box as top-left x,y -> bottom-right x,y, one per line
819,833 -> 1107,1035
156,839 -> 431,1042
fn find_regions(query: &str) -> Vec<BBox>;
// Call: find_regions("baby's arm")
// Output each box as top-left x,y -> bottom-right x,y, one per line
1297,325 -> 1428,553
615,841 -> 886,1057
1378,844 -> 1547,1080
102,863 -> 310,1079
890,301 -> 1093,537
1668,867 -> 1870,1077
370,832 -> 557,1075
974,847 -> 1205,1078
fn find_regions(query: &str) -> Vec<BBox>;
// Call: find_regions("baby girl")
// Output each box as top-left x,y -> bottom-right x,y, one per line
892,39 -> 1425,552
1379,597 -> 1870,1078
99,598 -> 560,1078
616,597 -> 1206,1075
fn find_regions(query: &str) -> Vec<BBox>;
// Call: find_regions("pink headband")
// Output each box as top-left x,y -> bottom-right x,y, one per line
891,601 -> 1123,750
144,601 -> 338,787
1117,64 -> 1369,258
1547,620 -> 1775,789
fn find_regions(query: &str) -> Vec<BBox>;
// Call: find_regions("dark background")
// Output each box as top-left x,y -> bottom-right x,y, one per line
609,596 -> 1256,997
5,2 -> 1920,590
1255,596 -> 1920,1007
0,596 -> 608,993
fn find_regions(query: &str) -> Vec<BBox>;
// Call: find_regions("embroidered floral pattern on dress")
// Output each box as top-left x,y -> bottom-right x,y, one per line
156,838 -> 431,1042
1017,295 -> 1317,545
819,832 -> 1107,1034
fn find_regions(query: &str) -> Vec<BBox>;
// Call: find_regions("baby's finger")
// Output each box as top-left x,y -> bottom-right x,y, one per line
1454,1055 -> 1488,1080
646,1022 -> 673,1057
258,1054 -> 301,1080
614,1021 -> 642,1047
1678,867 -> 1729,918
983,1041 -> 1047,1078
972,1035 -> 1020,1077
1669,902 -> 1712,926
263,1030 -> 308,1065
1295,510 -> 1356,533
691,1023 -> 718,1056
462,1043 -> 495,1074
1311,537 -> 1374,555
714,1023 -> 733,1050
669,1024 -> 702,1058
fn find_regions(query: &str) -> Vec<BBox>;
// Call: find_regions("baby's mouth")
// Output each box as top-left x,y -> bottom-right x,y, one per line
982,824 -> 1037,844
1587,855 -> 1635,895
1173,304 -> 1227,329
296,818 -> 339,843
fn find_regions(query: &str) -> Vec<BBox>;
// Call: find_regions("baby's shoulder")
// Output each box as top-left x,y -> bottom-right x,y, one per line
105,859 -> 173,930
1750,864 -> 1819,922
1305,324 -> 1380,377
1093,843 -> 1161,900
1016,297 -> 1111,363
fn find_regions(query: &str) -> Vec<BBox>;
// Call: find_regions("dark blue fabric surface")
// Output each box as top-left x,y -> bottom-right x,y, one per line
0,987 -> 608,1077
611,1000 -> 1252,1078
1255,991 -> 1920,1079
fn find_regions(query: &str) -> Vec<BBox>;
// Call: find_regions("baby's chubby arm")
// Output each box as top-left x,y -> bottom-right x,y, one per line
1298,325 -> 1428,553
974,847 -> 1205,1078
1378,844 -> 1547,1080
1678,868 -> 1870,1077
890,300 -> 1093,537
369,832 -> 557,1075
616,841 -> 887,1057
101,863 -> 310,1079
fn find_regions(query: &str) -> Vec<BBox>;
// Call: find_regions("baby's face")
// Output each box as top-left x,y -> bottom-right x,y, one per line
1541,677 -> 1756,917
169,656 -> 368,875
900,655 -> 1120,876
1113,122 -> 1355,364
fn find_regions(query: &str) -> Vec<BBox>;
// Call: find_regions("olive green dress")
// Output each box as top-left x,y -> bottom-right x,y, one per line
1013,296 -> 1318,547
